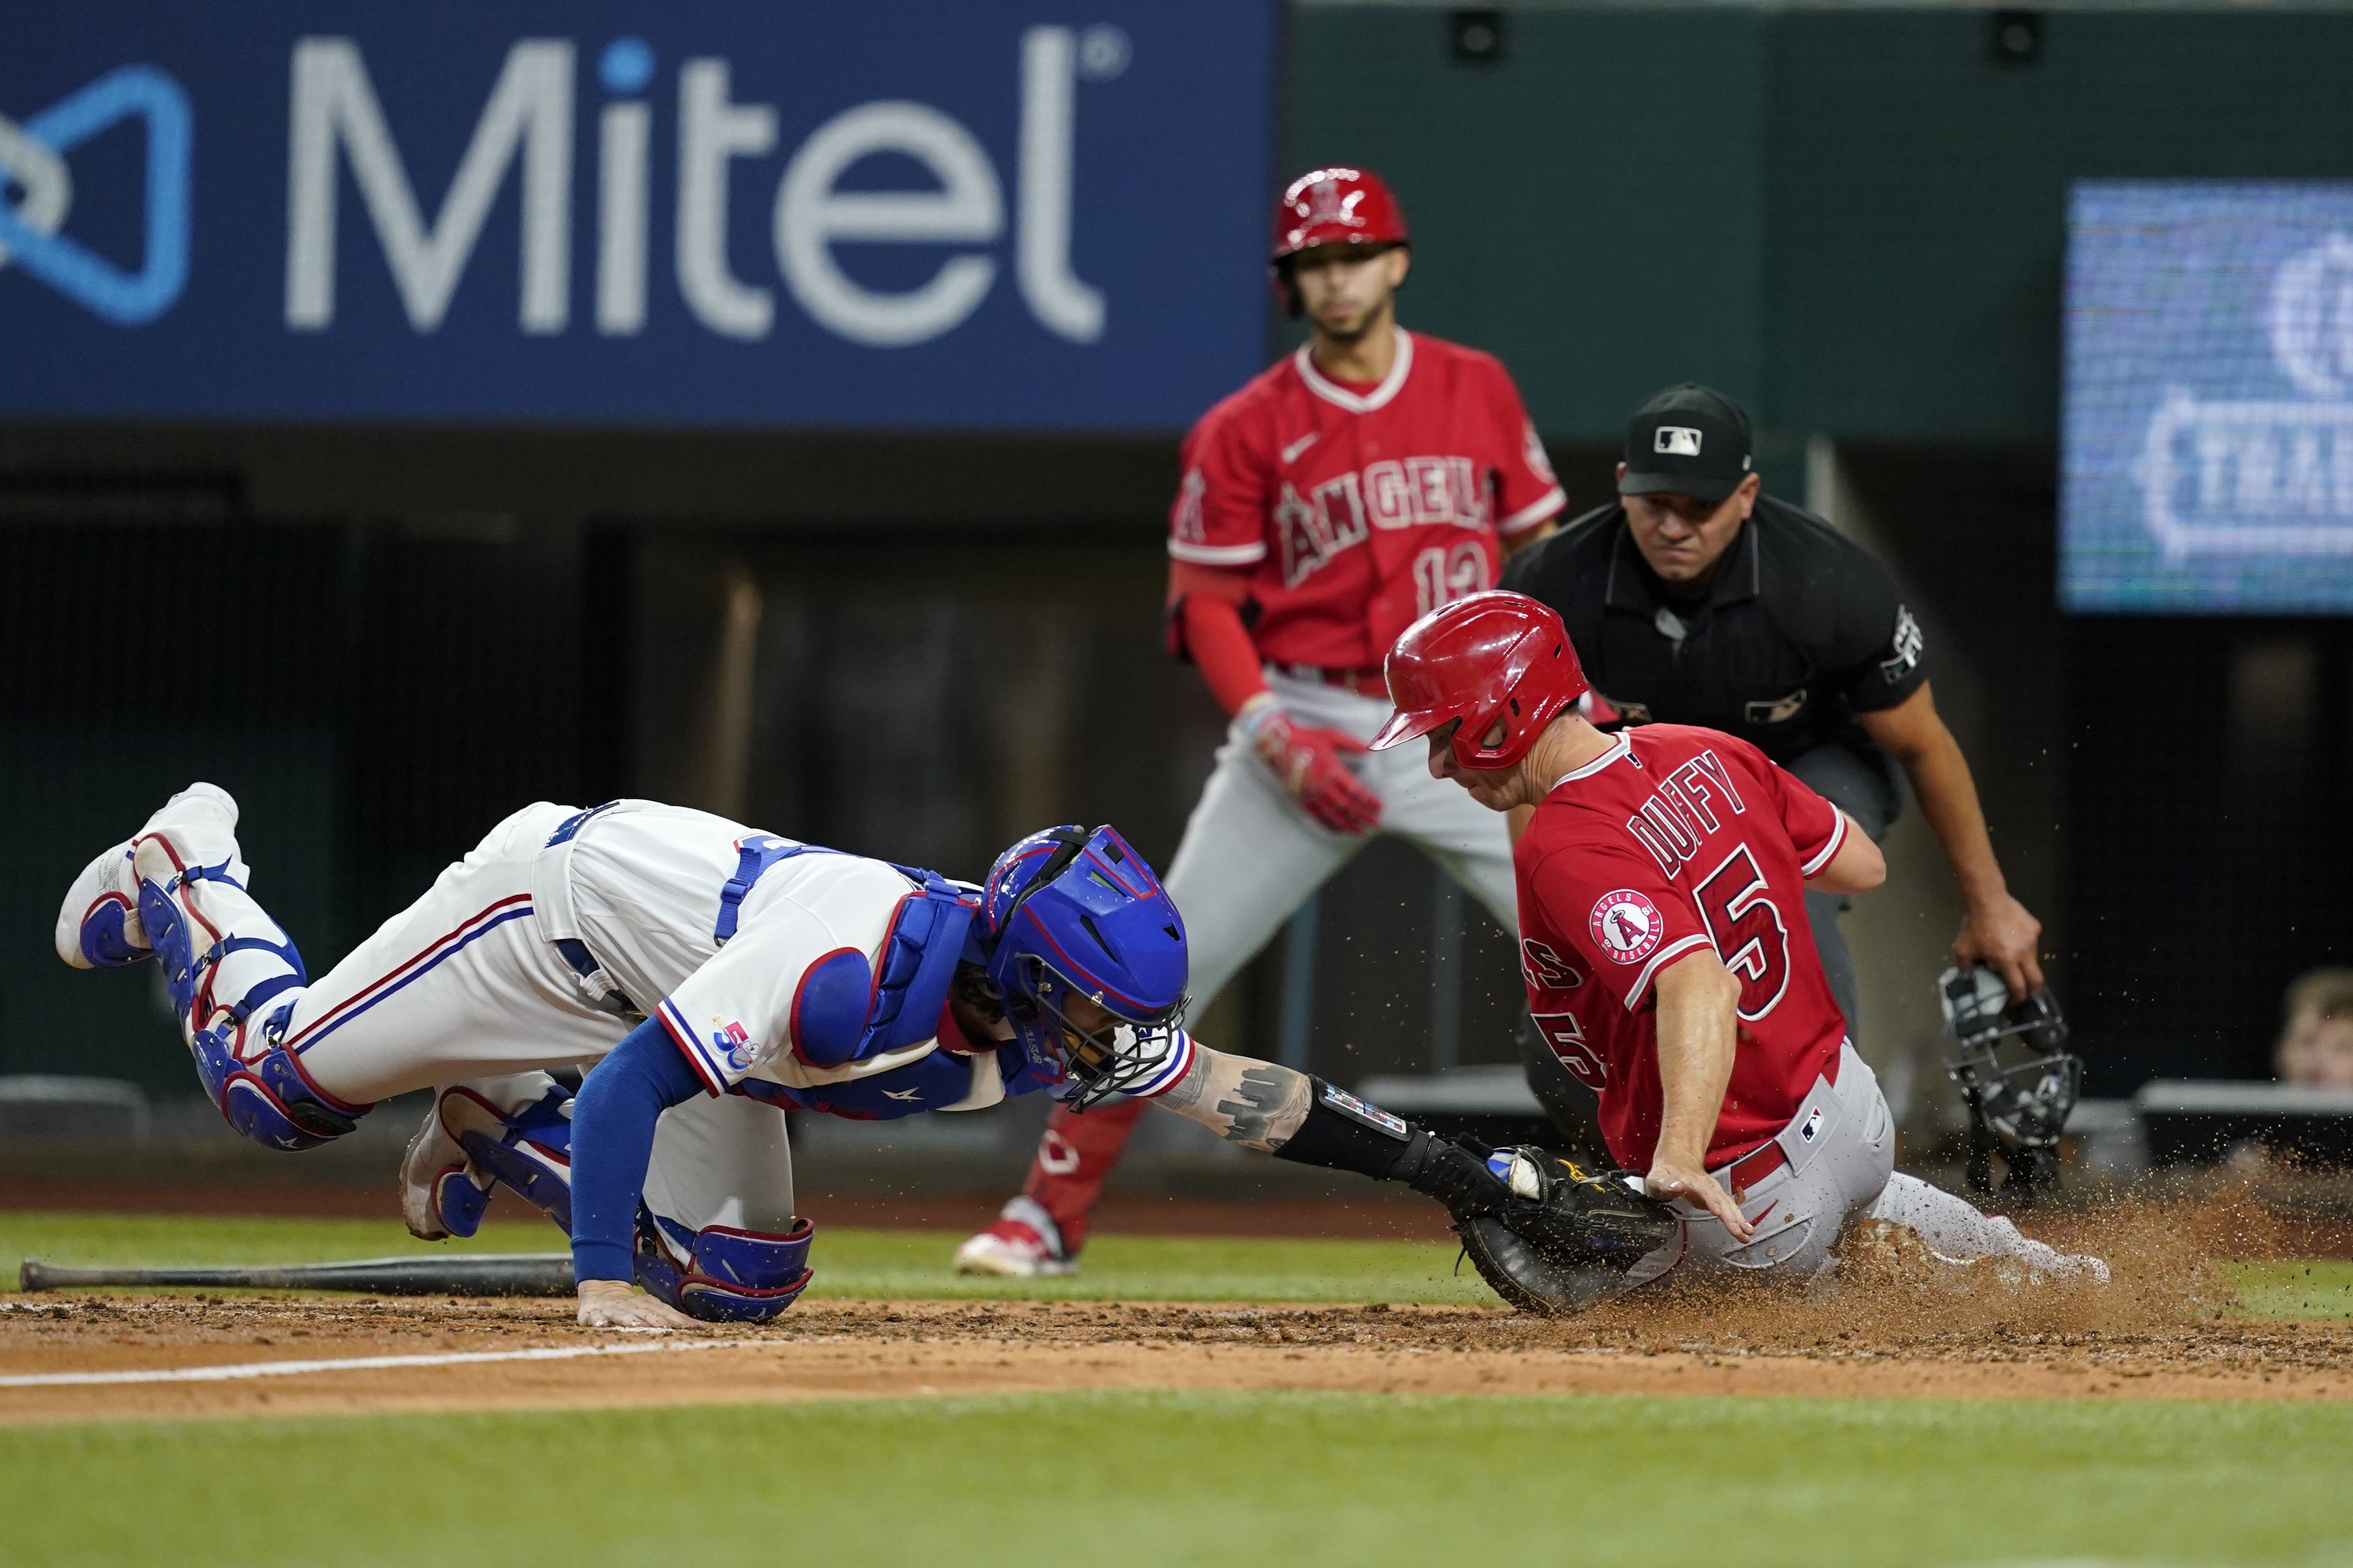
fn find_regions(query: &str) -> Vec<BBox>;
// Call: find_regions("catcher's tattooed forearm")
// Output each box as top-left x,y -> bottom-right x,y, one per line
1155,1046 -> 1311,1153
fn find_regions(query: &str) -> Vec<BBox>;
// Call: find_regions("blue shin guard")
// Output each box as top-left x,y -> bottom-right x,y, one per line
439,1086 -> 576,1234
634,1209 -> 815,1324
143,861 -> 367,1153
140,860 -> 305,1024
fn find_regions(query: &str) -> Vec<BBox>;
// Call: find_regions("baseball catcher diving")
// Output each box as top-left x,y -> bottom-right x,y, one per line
57,789 -> 1702,1327
1365,591 -> 2107,1305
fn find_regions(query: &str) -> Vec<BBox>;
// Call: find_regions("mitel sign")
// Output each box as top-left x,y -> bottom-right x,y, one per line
0,3 -> 1274,427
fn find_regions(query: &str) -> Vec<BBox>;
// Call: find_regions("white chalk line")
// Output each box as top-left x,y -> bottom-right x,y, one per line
0,1337 -> 751,1389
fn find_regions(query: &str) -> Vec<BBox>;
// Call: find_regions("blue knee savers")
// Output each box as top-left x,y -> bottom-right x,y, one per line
634,1209 -> 815,1324
186,1004 -> 365,1152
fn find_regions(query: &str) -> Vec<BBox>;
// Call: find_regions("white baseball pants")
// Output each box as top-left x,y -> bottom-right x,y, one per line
1623,1043 -> 2092,1291
1164,670 -> 1521,1011
153,797 -> 794,1235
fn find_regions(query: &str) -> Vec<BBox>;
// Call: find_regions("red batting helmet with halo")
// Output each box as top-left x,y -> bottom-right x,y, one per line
1269,166 -> 1409,315
1369,591 -> 1590,770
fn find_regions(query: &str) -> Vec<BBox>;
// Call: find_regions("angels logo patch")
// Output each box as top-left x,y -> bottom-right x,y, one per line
1589,890 -> 1665,965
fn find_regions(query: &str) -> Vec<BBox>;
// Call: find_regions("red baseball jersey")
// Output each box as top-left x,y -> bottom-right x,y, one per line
1166,331 -> 1565,670
1514,724 -> 1852,1172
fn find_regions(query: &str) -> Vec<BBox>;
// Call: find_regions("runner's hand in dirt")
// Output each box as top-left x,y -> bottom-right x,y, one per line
576,1278 -> 700,1330
1643,1160 -> 1753,1242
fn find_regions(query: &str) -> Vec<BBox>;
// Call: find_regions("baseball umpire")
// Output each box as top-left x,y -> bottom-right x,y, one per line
1501,383 -> 2044,1048
955,165 -> 1565,1277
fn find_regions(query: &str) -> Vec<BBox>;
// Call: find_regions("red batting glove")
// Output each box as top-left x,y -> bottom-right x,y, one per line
1242,697 -> 1382,835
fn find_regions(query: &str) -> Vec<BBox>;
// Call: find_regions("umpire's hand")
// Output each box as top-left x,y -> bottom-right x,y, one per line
1952,892 -> 2044,1002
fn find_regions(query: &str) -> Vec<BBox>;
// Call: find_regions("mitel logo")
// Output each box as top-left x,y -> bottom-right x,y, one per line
0,65 -> 190,325
285,26 -> 1124,347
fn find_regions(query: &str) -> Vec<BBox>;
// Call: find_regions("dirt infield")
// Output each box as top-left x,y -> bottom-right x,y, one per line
5,1293 -> 2351,1425
7,1201 -> 2349,1427
7,1191 -> 2346,1424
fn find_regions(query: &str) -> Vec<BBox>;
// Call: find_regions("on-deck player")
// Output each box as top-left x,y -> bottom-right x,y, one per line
957,164 -> 1566,1278
56,787 -> 1623,1328
1367,592 -> 2104,1293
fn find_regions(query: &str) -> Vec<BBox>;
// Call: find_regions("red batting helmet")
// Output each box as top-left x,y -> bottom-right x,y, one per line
1271,166 -> 1410,262
1370,592 -> 1589,770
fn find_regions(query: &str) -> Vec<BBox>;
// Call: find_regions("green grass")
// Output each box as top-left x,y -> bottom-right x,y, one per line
11,1214 -> 2353,1564
2226,1260 -> 2353,1321
0,1212 -> 563,1272
0,1211 -> 1493,1305
3,1391 -> 2351,1567
804,1227 -> 1488,1303
20,1213 -> 2353,1314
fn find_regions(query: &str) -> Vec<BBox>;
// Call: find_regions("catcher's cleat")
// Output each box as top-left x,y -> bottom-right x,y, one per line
55,783 -> 241,969
399,1097 -> 481,1241
57,843 -> 145,969
437,1085 -> 576,1233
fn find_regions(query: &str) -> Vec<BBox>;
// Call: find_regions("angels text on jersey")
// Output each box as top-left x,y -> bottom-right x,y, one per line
1271,456 -> 1495,588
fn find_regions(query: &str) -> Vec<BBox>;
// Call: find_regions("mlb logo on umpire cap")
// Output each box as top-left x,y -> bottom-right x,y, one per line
1620,383 -> 1755,503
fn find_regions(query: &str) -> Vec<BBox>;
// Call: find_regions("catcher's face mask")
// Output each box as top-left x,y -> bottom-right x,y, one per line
1006,964 -> 1187,1112
1939,965 -> 2081,1148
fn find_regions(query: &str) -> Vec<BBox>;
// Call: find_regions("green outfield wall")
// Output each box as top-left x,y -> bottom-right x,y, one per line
1289,4 -> 2353,443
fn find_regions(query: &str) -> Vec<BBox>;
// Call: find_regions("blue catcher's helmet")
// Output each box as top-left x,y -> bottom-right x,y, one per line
978,825 -> 1189,1111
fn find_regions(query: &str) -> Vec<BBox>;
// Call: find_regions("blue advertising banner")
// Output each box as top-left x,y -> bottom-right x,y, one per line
2063,182 -> 2353,613
0,3 -> 1274,429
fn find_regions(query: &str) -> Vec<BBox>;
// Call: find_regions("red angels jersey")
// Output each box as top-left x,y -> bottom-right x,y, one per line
1513,725 -> 1852,1171
1166,331 -> 1565,669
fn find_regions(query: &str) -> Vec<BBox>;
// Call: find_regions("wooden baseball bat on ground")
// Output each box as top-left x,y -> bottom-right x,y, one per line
17,1253 -> 575,1296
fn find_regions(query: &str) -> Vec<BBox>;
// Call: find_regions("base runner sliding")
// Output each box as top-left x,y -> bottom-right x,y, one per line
1365,591 -> 2105,1306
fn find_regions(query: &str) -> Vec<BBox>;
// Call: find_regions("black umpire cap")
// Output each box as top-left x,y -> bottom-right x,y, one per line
1618,383 -> 1754,503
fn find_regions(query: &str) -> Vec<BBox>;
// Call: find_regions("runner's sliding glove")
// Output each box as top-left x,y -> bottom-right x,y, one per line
1240,695 -> 1382,835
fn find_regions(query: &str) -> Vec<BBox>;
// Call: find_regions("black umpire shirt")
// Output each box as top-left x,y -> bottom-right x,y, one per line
1499,494 -> 1927,765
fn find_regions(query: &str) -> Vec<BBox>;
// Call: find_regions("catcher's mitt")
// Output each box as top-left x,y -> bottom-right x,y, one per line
1455,1147 -> 1680,1315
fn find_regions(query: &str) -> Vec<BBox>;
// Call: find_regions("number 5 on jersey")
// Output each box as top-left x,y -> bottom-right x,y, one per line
1521,937 -> 1605,1088
1694,843 -> 1791,1021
